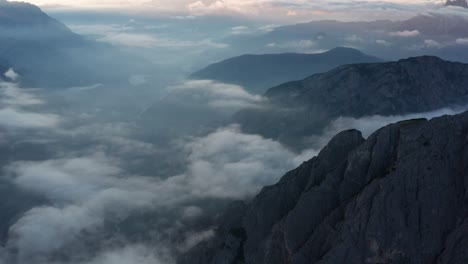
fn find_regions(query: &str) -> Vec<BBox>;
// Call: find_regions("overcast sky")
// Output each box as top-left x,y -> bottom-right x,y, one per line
24,0 -> 448,21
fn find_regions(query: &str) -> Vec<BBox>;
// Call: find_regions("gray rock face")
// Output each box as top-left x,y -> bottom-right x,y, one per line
183,111 -> 468,264
234,56 -> 468,149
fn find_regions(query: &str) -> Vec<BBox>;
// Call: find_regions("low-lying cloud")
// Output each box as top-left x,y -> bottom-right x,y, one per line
305,104 -> 468,150
389,30 -> 420,37
167,80 -> 264,110
0,81 -> 60,129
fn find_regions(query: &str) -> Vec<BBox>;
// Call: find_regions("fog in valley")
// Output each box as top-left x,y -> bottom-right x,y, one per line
1,0 -> 468,263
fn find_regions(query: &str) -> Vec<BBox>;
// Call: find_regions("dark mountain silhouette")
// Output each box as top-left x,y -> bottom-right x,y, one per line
191,47 -> 382,94
182,110 -> 468,264
234,56 -> 468,148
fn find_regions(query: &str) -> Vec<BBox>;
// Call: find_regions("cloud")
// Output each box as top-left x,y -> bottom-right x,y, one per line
176,125 -> 306,199
389,30 -> 420,37
4,68 -> 19,81
345,34 -> 365,43
0,82 -> 43,106
424,39 -> 444,48
305,104 -> 468,149
266,40 -> 322,52
0,82 -> 60,129
456,38 -> 468,45
2,123 -> 313,261
33,0 -> 451,23
80,244 -> 174,264
5,154 -> 166,259
0,108 -> 60,129
129,74 -> 149,86
177,229 -> 214,253
97,33 -> 227,49
376,39 -> 392,46
70,22 -> 228,50
167,80 -> 265,110
230,25 -> 250,35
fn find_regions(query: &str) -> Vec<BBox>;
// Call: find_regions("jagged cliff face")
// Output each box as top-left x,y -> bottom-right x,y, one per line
182,111 -> 468,264
234,56 -> 468,149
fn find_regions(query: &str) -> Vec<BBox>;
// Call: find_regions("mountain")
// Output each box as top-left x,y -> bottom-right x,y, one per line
0,1 -> 149,88
0,1 -> 91,87
224,14 -> 468,63
0,1 -> 75,37
234,56 -> 468,149
182,110 -> 468,264
446,0 -> 468,8
191,47 -> 382,94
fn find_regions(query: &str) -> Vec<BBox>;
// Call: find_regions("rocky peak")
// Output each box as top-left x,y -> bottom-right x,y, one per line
235,56 -> 468,149
182,110 -> 468,264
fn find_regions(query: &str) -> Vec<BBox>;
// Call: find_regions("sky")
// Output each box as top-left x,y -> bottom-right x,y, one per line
22,0 -> 449,22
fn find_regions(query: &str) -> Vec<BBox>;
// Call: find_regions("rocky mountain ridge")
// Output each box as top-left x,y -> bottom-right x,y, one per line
182,110 -> 468,264
234,56 -> 468,149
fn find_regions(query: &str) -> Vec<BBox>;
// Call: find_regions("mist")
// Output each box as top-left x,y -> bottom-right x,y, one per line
1,1 -> 468,264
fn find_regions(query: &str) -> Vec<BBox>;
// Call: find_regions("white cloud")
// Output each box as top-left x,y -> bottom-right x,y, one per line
0,108 -> 60,129
176,125 -> 306,199
167,80 -> 265,110
376,39 -> 392,46
4,68 -> 19,81
0,82 -> 43,106
266,39 -> 323,52
389,30 -> 420,37
345,34 -> 365,43
6,155 -> 167,258
0,82 -> 60,129
306,104 -> 468,148
456,38 -> 468,45
97,33 -> 227,49
4,124 -> 313,259
424,39 -> 443,48
34,0 -> 440,23
177,229 -> 215,253
81,244 -> 174,264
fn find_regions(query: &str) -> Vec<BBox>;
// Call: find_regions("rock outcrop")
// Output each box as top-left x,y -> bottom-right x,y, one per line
182,111 -> 468,264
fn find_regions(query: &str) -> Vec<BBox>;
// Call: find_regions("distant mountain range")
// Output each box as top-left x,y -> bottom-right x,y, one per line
233,56 -> 468,148
446,0 -> 468,8
191,47 -> 382,94
183,110 -> 468,264
224,14 -> 468,63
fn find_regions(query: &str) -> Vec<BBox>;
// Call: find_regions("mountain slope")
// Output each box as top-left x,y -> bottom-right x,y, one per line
191,47 -> 382,94
0,0 -> 81,47
0,1 -> 149,88
234,56 -> 468,148
182,110 -> 468,264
